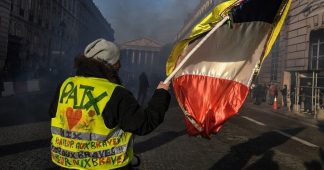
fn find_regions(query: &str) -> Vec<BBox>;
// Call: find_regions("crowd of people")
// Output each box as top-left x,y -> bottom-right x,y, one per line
250,82 -> 289,109
251,82 -> 324,115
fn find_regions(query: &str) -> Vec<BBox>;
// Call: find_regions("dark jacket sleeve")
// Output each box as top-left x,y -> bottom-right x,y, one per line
103,86 -> 171,136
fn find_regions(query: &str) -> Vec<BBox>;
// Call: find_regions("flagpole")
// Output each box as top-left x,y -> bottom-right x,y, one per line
163,16 -> 230,84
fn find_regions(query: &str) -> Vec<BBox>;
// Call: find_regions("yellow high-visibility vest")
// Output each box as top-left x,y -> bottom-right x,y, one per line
51,76 -> 133,170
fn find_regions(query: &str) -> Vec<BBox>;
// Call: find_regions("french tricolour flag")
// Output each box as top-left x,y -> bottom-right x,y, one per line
166,0 -> 291,138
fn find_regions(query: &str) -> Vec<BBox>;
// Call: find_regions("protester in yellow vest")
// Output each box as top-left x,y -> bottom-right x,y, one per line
49,38 -> 171,170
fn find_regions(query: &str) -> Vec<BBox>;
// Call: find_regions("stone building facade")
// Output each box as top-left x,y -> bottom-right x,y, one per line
119,38 -> 162,95
0,0 -> 114,95
257,0 -> 324,116
0,0 -> 10,74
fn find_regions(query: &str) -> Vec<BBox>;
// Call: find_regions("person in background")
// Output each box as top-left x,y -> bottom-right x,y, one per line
280,84 -> 287,107
49,39 -> 171,170
268,82 -> 277,105
253,84 -> 262,105
266,83 -> 271,104
290,87 -> 295,111
320,90 -> 324,109
250,83 -> 256,100
304,82 -> 312,114
261,83 -> 267,102
137,72 -> 149,105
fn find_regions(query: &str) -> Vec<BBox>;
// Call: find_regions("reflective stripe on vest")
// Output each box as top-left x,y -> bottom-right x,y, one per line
51,126 -> 124,141
51,144 -> 128,159
51,76 -> 133,170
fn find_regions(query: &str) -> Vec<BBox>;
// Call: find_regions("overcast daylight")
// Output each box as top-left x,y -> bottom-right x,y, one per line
93,0 -> 200,43
1,0 -> 324,169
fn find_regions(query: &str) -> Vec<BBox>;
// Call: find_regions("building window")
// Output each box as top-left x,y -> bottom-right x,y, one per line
38,18 -> 42,26
151,52 -> 154,65
29,13 -> 34,22
310,42 -> 324,70
131,51 -> 135,64
310,29 -> 324,70
271,62 -> 278,81
137,51 -> 141,64
134,50 -> 139,64
270,41 -> 279,81
19,8 -> 24,17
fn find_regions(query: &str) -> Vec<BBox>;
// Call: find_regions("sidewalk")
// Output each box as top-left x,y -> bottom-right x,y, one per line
243,101 -> 324,128
0,89 -> 55,127
0,89 -> 55,109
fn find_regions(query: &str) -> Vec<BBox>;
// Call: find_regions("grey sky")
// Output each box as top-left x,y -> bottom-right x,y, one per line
93,0 -> 200,44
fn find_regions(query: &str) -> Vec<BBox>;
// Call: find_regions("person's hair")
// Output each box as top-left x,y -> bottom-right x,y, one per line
74,54 -> 122,85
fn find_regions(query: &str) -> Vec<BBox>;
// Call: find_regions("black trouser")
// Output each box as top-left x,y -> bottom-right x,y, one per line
283,95 -> 287,107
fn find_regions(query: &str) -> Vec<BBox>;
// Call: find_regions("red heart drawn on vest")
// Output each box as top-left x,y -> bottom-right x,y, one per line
66,107 -> 82,130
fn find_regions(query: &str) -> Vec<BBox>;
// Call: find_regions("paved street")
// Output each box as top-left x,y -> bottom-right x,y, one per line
0,94 -> 323,170
1,0 -> 324,169
134,104 -> 324,170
